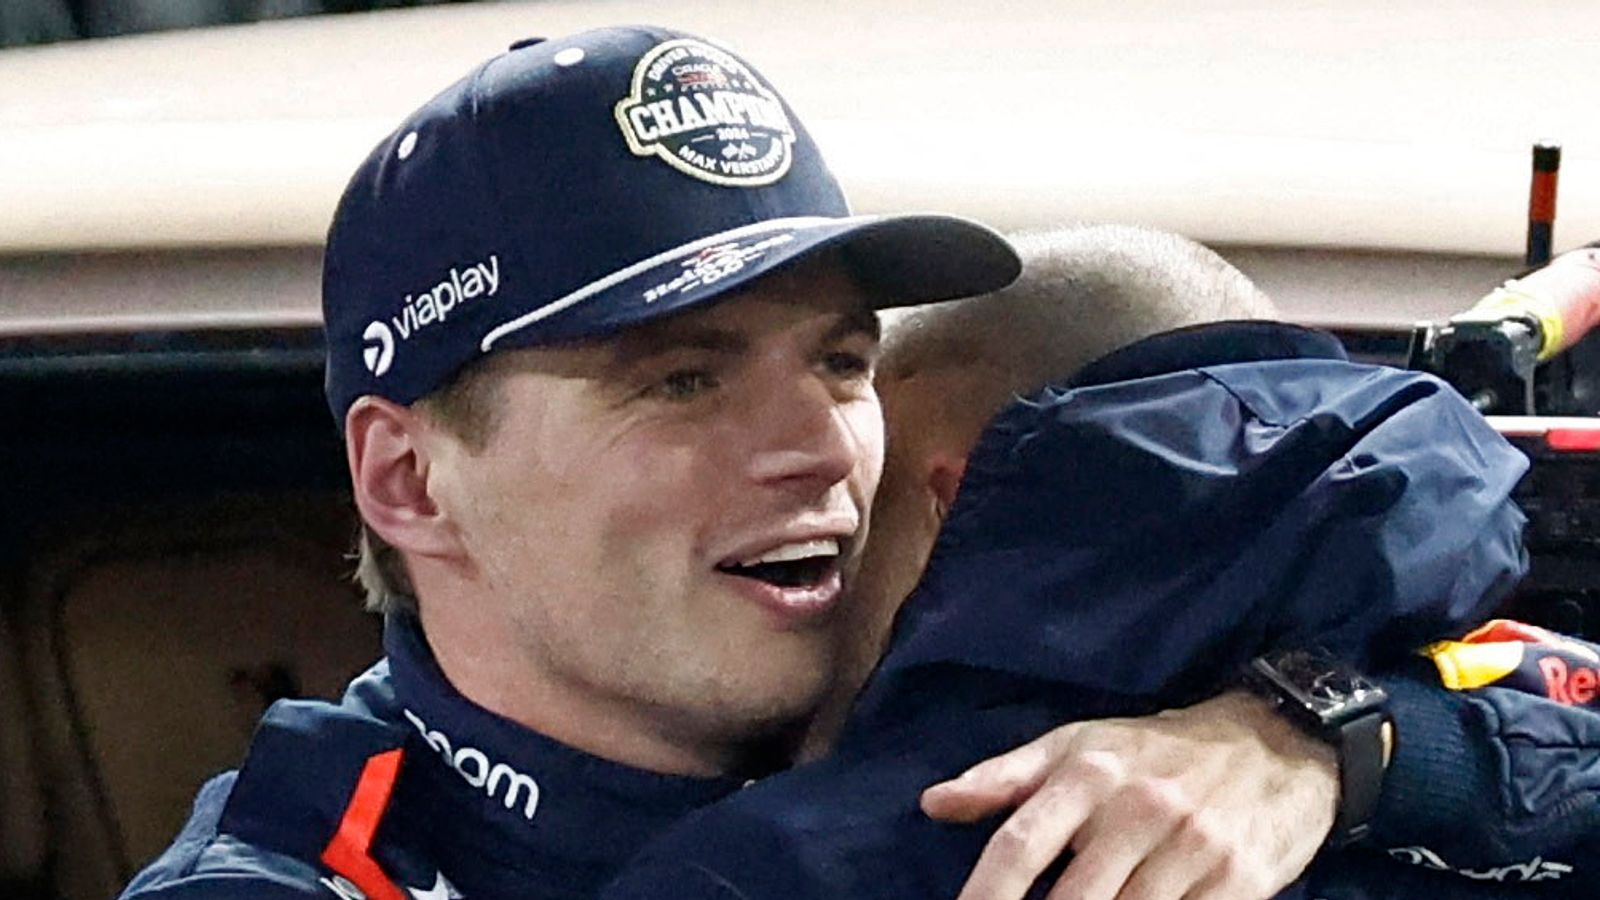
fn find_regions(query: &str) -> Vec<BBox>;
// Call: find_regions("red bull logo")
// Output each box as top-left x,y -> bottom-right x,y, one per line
1537,655 -> 1600,705
1424,618 -> 1600,708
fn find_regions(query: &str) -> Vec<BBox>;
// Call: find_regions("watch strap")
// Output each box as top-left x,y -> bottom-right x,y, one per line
1243,650 -> 1391,848
1328,709 -> 1388,846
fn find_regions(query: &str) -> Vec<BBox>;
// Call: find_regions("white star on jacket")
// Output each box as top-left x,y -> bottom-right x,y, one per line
407,872 -> 462,900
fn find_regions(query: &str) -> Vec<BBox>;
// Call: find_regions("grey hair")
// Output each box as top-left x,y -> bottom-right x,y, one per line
880,223 -> 1276,427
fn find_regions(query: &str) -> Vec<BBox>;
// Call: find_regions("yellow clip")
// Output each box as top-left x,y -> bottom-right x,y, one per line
1467,284 -> 1567,361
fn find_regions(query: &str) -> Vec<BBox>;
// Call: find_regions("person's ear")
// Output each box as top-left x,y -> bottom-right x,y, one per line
345,397 -> 464,561
926,451 -> 967,522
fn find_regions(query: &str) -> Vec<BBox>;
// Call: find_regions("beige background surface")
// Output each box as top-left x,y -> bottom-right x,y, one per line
1,0 -> 1595,253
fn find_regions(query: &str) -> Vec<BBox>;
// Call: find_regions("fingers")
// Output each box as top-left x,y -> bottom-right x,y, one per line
953,754 -> 1112,900
1110,807 -> 1239,900
922,730 -> 1070,823
934,696 -> 1326,900
1043,774 -> 1191,900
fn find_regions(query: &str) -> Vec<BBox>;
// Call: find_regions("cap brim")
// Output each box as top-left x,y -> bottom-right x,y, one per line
831,214 -> 1024,308
481,214 -> 1020,352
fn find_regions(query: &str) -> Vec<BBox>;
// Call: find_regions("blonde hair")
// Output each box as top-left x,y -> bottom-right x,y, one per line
353,356 -> 507,615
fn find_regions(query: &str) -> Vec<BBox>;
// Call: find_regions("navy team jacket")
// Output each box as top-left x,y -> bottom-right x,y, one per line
602,321 -> 1596,900
123,322 -> 1595,900
119,613 -> 746,900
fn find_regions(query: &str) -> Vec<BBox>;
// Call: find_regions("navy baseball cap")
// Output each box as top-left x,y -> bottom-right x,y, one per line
323,25 -> 1020,425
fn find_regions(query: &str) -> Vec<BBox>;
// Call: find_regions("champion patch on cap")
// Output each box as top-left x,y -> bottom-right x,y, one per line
614,39 -> 796,186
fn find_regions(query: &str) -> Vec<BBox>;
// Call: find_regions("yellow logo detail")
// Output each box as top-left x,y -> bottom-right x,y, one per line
1423,639 -> 1526,690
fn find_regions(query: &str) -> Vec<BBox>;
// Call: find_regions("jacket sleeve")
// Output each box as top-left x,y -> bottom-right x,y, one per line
1363,623 -> 1600,890
865,361 -> 1533,719
1192,364 -> 1531,670
603,861 -> 752,900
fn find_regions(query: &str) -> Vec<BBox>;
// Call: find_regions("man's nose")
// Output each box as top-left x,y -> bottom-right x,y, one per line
744,377 -> 864,495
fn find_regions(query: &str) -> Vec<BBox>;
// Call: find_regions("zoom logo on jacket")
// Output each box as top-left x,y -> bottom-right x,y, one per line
404,708 -> 541,820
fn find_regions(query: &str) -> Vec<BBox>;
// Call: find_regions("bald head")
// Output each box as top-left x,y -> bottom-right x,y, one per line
803,224 -> 1277,756
880,223 -> 1277,448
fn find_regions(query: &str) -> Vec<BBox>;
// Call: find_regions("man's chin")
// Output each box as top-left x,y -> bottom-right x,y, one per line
724,664 -> 833,728
709,691 -> 827,777
685,660 -> 833,753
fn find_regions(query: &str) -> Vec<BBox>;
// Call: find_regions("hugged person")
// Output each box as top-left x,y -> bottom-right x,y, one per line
601,226 -> 1584,900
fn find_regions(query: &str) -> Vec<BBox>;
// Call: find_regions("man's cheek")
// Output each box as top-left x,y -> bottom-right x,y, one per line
851,405 -> 888,503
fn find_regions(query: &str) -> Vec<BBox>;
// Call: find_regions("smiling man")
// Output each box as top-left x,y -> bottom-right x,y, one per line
119,26 -> 1024,900
121,27 -> 1352,900
393,258 -> 890,779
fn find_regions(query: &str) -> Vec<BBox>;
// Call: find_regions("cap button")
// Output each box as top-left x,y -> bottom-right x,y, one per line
508,37 -> 546,51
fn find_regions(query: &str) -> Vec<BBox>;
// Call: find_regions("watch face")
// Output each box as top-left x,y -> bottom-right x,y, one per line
1258,649 -> 1386,721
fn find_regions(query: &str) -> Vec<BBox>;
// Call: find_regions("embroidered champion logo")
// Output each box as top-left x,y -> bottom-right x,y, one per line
614,39 -> 796,186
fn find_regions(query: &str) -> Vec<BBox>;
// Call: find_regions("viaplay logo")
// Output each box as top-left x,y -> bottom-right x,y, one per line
362,321 -> 395,377
614,39 -> 796,186
362,254 -> 501,377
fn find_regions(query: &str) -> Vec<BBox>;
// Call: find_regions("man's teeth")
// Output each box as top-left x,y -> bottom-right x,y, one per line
739,538 -> 839,566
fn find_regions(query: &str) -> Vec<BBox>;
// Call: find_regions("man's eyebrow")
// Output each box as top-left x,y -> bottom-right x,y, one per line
825,307 -> 882,345
611,327 -> 748,366
609,306 -> 879,367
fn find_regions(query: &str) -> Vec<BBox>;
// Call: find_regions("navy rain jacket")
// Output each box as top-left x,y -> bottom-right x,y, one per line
602,321 -> 1582,900
122,322 -> 1600,900
119,614 -> 747,900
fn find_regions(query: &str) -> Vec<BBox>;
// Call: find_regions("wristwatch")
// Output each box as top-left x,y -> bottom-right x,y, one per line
1244,647 -> 1393,847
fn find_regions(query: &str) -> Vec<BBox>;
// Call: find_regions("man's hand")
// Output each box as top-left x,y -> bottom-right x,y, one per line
920,691 -> 1337,900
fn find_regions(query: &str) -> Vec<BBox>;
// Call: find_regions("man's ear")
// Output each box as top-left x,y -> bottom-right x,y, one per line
926,451 -> 967,522
345,397 -> 464,560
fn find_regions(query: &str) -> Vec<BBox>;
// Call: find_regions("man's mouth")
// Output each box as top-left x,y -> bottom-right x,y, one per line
715,538 -> 841,589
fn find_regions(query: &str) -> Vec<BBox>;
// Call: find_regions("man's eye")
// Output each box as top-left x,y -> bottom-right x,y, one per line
823,351 -> 873,379
652,369 -> 719,400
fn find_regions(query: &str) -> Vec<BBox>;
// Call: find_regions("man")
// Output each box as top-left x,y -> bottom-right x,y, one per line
128,24 -> 1573,900
902,233 -> 1600,899
120,30 -> 1351,900
601,226 -> 1595,900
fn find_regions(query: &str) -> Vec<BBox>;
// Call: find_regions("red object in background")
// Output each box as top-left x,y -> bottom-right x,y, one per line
1527,143 -> 1560,267
1546,425 -> 1600,452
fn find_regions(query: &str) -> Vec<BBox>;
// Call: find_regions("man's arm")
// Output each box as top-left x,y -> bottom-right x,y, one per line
922,690 -> 1334,899
913,359 -> 1533,899
926,627 -> 1600,900
605,861 -> 751,900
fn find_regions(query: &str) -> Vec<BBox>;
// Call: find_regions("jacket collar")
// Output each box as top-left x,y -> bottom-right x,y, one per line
850,320 -> 1355,731
1069,320 -> 1346,388
381,614 -> 745,889
222,615 -> 743,896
